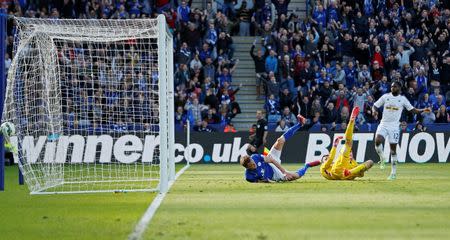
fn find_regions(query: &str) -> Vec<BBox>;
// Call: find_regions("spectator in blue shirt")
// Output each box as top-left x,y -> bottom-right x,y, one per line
198,43 -> 213,63
177,0 -> 190,23
417,93 -> 432,109
344,61 -> 357,89
312,4 -> 326,30
204,22 -> 218,46
327,1 -> 339,24
415,68 -> 428,94
265,49 -> 278,73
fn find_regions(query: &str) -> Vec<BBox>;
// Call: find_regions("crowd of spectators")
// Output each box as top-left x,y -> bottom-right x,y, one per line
3,0 -> 450,134
249,0 -> 450,131
3,0 -> 247,133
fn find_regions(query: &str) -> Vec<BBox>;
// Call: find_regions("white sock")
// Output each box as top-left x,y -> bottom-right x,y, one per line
375,144 -> 384,162
391,154 -> 397,175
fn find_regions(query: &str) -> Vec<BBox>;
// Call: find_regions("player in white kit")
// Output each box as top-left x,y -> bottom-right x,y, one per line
372,82 -> 430,180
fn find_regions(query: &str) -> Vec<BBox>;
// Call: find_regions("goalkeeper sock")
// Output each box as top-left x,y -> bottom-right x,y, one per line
344,118 -> 356,144
282,122 -> 302,141
391,154 -> 398,175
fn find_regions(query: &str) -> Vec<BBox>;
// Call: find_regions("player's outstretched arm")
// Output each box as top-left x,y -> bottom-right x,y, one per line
409,107 -> 431,115
323,136 -> 341,169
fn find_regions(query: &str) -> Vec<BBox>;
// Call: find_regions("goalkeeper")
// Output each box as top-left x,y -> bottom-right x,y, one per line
240,114 -> 320,183
320,107 -> 374,180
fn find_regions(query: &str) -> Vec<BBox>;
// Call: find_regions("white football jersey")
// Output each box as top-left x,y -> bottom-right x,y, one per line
374,93 -> 414,125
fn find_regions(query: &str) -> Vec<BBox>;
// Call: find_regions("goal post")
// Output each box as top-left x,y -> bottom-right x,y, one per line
2,15 -> 175,194
0,9 -> 6,191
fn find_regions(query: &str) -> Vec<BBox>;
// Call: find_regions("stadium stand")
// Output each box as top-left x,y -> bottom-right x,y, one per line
3,0 -> 450,133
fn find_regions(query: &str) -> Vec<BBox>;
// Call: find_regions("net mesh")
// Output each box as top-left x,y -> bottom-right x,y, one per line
4,17 -> 172,193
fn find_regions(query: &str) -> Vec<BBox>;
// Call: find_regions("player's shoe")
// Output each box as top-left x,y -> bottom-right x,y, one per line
387,173 -> 396,180
379,157 -> 386,170
350,106 -> 360,120
297,114 -> 307,125
379,161 -> 386,169
357,161 -> 374,178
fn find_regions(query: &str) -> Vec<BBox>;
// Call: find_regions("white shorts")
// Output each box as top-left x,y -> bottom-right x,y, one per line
375,123 -> 400,144
267,147 -> 286,181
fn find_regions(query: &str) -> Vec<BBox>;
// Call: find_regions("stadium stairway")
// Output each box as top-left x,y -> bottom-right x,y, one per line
289,0 -> 308,18
231,36 -> 265,131
190,0 -> 205,10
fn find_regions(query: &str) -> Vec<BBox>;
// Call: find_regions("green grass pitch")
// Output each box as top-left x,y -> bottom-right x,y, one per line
2,163 -> 450,240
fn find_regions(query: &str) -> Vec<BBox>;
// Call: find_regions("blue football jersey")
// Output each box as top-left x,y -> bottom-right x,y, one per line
245,154 -> 274,182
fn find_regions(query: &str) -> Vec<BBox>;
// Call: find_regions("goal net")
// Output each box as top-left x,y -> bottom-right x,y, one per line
3,15 -> 175,194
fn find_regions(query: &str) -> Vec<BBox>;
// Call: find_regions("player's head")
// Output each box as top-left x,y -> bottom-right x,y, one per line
240,155 -> 256,170
256,110 -> 263,120
391,81 -> 401,96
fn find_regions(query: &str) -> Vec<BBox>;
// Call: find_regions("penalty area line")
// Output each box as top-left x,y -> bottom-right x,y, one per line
128,164 -> 190,240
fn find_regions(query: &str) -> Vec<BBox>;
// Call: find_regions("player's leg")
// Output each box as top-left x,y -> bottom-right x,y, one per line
388,143 -> 398,180
331,142 -> 353,179
268,114 -> 306,160
270,114 -> 317,181
332,106 -> 359,178
279,159 -> 321,181
344,160 -> 374,179
295,160 -> 321,178
374,127 -> 387,169
281,114 -> 306,141
330,154 -> 346,179
387,127 -> 400,180
344,106 -> 360,147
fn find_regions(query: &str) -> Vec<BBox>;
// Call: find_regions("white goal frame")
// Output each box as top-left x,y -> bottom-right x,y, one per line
3,15 -> 175,194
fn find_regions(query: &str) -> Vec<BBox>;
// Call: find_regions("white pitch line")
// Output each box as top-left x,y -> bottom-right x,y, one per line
128,164 -> 190,240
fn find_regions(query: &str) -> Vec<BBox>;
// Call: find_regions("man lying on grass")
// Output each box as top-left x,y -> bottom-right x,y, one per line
320,107 -> 374,180
240,114 -> 320,183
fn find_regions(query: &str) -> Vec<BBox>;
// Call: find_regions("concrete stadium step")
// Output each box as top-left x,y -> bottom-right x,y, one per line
190,0 -> 204,9
232,79 -> 258,84
233,56 -> 256,62
237,89 -> 257,95
232,73 -> 261,78
232,36 -> 258,43
233,117 -> 262,123
288,0 -> 308,16
236,101 -> 265,107
238,106 -> 264,112
233,70 -> 255,75
233,112 -> 259,119
231,61 -> 254,67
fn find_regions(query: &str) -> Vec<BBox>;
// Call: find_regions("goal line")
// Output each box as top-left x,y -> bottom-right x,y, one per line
128,164 -> 190,240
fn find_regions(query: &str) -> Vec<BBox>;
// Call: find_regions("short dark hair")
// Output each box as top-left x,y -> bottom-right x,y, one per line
392,81 -> 402,88
240,155 -> 251,168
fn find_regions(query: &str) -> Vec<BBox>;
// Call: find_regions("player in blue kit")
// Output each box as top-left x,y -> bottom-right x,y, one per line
239,114 -> 321,183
